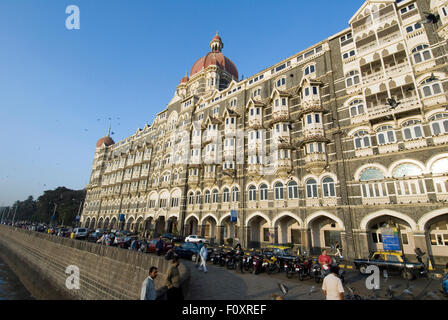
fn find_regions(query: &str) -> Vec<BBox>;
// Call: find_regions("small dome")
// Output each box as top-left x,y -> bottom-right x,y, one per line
96,136 -> 115,148
180,72 -> 189,84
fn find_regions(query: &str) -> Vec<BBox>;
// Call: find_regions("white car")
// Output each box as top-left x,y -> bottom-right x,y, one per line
184,235 -> 209,244
73,227 -> 88,239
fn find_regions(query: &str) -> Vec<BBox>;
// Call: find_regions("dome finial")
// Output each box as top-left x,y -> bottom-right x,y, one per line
210,32 -> 223,52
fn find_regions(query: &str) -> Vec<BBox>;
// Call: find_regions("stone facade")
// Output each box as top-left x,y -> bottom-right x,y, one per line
82,0 -> 448,263
0,225 -> 189,300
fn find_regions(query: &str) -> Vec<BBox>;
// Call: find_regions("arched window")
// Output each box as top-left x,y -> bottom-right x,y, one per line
349,99 -> 365,117
346,70 -> 360,87
274,182 -> 284,200
393,163 -> 425,195
188,192 -> 194,205
306,179 -> 318,198
429,113 -> 448,136
376,125 -> 396,145
232,187 -> 239,202
431,158 -> 448,194
359,168 -> 387,198
288,181 -> 298,199
420,78 -> 442,97
392,163 -> 422,178
248,185 -> 256,201
204,190 -> 211,204
212,189 -> 219,203
402,120 -> 423,140
260,184 -> 268,201
223,188 -> 230,203
195,191 -> 201,204
354,130 -> 371,149
304,64 -> 316,76
412,44 -> 432,64
322,177 -> 336,197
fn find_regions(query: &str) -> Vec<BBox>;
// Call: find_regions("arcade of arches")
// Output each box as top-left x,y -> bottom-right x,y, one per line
83,210 -> 448,263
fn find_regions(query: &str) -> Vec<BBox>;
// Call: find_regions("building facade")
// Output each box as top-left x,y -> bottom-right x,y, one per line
81,0 -> 448,263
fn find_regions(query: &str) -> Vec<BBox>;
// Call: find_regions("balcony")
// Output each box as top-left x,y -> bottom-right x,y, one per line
362,71 -> 384,86
422,93 -> 448,108
378,143 -> 399,154
302,124 -> 324,138
362,196 -> 390,205
355,147 -> 374,158
123,174 -> 131,182
404,138 -> 427,150
367,97 -> 421,121
396,194 -> 429,204
304,153 -> 327,175
140,169 -> 149,177
305,198 -> 320,207
248,116 -> 263,129
271,108 -> 289,123
433,134 -> 448,146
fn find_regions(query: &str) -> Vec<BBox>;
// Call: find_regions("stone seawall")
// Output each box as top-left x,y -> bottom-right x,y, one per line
0,225 -> 190,300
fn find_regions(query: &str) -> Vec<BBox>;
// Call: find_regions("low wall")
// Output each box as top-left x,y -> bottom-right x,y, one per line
0,225 -> 190,300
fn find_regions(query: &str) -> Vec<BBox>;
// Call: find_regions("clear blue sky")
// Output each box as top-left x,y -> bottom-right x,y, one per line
0,0 -> 364,206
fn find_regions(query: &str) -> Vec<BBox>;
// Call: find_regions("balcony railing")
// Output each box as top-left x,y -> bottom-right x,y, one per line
368,97 -> 421,120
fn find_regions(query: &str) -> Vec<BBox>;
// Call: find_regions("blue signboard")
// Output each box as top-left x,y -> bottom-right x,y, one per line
230,210 -> 238,223
382,228 -> 401,251
119,214 -> 125,222
75,216 -> 80,221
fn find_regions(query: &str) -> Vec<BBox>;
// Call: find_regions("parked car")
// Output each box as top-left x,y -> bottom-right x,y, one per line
73,228 -> 88,240
146,239 -> 174,254
161,233 -> 182,243
175,242 -> 213,260
354,251 -> 426,280
184,235 -> 209,244
88,231 -> 103,242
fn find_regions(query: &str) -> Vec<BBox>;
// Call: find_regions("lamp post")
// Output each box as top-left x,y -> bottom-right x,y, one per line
11,204 -> 19,226
76,200 -> 84,227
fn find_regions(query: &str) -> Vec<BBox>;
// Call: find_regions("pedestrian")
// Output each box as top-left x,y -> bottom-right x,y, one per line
156,236 -> 164,256
198,243 -> 208,273
165,257 -> 183,300
196,241 -> 204,267
140,266 -> 158,300
318,249 -> 332,270
322,265 -> 344,300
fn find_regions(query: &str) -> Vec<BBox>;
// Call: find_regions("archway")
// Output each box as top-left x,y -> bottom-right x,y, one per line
422,212 -> 448,263
185,215 -> 199,236
247,214 -> 270,249
201,215 -> 218,242
166,216 -> 178,235
144,217 -> 154,238
110,217 -> 117,230
97,217 -> 104,229
126,217 -> 135,232
90,218 -> 96,230
135,217 -> 144,234
307,213 -> 344,255
155,216 -> 166,236
104,217 -> 110,230
84,218 -> 90,228
273,213 -> 302,245
365,215 -> 415,255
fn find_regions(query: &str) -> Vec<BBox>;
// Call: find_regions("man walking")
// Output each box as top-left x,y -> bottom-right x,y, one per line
165,257 -> 183,300
322,265 -> 344,300
198,243 -> 208,273
196,240 -> 204,267
140,266 -> 158,300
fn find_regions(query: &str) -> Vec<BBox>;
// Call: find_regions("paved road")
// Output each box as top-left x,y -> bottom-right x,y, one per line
183,259 -> 446,300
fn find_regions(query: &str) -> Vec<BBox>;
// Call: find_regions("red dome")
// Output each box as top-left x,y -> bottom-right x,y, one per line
190,52 -> 238,79
96,136 -> 115,148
